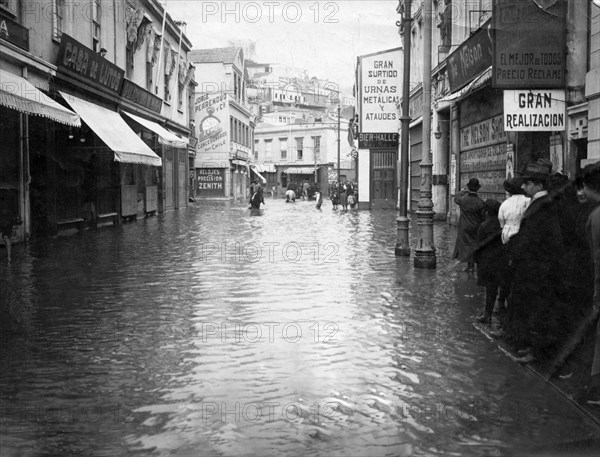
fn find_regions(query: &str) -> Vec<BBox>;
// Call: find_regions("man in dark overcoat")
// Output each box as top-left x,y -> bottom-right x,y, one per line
453,178 -> 485,272
508,162 -> 566,363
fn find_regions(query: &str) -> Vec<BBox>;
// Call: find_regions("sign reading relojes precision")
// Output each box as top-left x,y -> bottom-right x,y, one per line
493,0 -> 566,88
358,48 -> 402,149
197,168 -> 225,196
56,34 -> 124,94
503,90 -> 566,131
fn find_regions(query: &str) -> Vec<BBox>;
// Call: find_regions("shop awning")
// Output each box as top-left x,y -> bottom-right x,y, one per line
439,66 -> 492,104
250,165 -> 267,183
60,91 -> 162,167
122,111 -> 188,148
0,69 -> 80,127
282,167 -> 318,175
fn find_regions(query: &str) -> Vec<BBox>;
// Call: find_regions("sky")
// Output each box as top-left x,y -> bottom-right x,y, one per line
165,1 -> 401,93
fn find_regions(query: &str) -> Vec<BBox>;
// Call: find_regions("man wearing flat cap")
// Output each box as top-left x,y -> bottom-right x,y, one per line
453,177 -> 485,273
508,161 -> 565,363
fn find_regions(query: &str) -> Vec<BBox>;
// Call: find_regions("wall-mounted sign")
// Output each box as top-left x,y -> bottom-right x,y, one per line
56,34 -> 124,94
121,79 -> 162,113
493,0 -> 566,88
358,48 -> 402,136
447,19 -> 492,92
503,89 -> 565,131
0,12 -> 29,51
358,132 -> 398,149
197,168 -> 225,195
195,92 -> 228,153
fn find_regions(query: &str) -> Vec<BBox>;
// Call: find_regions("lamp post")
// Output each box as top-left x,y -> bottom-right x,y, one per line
337,105 -> 341,193
395,0 -> 412,257
414,0 -> 436,269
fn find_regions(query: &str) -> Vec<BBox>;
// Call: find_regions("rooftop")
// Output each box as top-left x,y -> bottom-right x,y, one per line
189,47 -> 243,65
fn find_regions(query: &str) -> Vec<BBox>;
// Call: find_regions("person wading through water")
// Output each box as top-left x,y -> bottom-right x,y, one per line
453,177 -> 485,273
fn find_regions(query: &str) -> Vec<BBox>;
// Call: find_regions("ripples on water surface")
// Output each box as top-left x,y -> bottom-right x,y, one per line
1,199 -> 599,457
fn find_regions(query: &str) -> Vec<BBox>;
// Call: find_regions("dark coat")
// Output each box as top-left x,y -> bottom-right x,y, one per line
453,192 -> 485,262
508,194 -> 567,353
474,217 -> 505,287
250,188 -> 264,209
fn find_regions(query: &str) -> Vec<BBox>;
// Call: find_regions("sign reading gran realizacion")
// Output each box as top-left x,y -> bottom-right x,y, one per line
503,89 -> 566,131
493,0 -> 566,88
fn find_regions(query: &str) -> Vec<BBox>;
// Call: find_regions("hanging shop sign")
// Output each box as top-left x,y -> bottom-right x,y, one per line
0,12 -> 29,51
447,19 -> 492,92
358,133 -> 398,149
493,0 -> 566,88
197,168 -> 225,195
120,79 -> 162,113
56,34 -> 124,95
357,47 -> 402,148
503,89 -> 565,131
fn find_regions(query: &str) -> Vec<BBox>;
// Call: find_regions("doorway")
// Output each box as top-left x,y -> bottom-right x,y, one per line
370,149 -> 397,209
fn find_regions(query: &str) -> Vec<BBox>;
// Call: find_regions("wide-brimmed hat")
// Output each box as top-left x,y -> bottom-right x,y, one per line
503,177 -> 524,194
466,178 -> 481,192
521,161 -> 551,180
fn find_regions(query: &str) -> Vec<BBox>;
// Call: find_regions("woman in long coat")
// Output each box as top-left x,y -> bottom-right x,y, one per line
473,199 -> 505,325
453,178 -> 485,272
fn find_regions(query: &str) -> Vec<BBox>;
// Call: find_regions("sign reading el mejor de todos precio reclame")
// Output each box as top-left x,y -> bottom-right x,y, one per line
503,90 -> 565,131
358,48 -> 402,149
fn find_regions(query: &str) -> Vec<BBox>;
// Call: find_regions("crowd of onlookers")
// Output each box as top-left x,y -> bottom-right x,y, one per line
454,159 -> 600,370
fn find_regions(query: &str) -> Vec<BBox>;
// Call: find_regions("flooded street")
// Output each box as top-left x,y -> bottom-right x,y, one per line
1,199 -> 599,457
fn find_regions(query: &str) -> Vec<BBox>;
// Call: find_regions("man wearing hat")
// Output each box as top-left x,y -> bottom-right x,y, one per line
508,161 -> 566,363
453,177 -> 486,273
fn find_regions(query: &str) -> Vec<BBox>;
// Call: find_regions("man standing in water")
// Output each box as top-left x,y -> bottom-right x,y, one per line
453,178 -> 485,272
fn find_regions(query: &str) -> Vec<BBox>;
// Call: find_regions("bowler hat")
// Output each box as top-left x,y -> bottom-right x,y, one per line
467,178 -> 481,192
521,161 -> 551,180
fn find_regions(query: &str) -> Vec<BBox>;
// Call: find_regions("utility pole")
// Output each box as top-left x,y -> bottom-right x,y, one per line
395,0 -> 412,256
414,0 -> 436,269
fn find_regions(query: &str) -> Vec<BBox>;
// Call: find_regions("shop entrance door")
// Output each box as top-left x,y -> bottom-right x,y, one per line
165,155 -> 174,211
177,151 -> 186,208
370,149 -> 396,209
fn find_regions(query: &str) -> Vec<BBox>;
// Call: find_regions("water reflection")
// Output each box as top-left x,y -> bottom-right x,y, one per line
0,199 -> 598,456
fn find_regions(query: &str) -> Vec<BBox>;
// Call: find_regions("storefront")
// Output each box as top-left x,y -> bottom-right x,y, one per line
0,68 -> 81,241
38,34 -> 162,232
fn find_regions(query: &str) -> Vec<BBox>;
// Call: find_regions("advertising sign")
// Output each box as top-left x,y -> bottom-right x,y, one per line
195,92 -> 229,154
358,133 -> 398,149
493,0 -> 566,88
56,34 -> 124,94
0,12 -> 29,51
121,79 -> 162,113
358,48 -> 402,148
503,89 -> 565,131
197,168 -> 225,196
447,19 -> 492,92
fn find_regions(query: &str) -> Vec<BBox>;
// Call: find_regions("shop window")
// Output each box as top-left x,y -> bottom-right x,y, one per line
178,82 -> 184,112
265,139 -> 272,160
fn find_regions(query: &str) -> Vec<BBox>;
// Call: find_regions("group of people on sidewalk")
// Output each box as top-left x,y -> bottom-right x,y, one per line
454,160 -> 600,372
330,182 -> 358,211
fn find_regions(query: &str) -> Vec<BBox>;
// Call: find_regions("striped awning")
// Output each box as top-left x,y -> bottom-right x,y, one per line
0,69 -> 80,127
122,111 -> 188,148
439,66 -> 492,104
250,165 -> 267,183
60,91 -> 161,167
282,167 -> 318,175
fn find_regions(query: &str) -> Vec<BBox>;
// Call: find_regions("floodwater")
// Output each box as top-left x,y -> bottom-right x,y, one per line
1,198 -> 599,457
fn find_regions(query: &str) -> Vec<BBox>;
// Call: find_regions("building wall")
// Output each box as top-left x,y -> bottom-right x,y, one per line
586,4 -> 600,165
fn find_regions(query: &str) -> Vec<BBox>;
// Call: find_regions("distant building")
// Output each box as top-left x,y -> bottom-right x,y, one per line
190,47 -> 254,200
